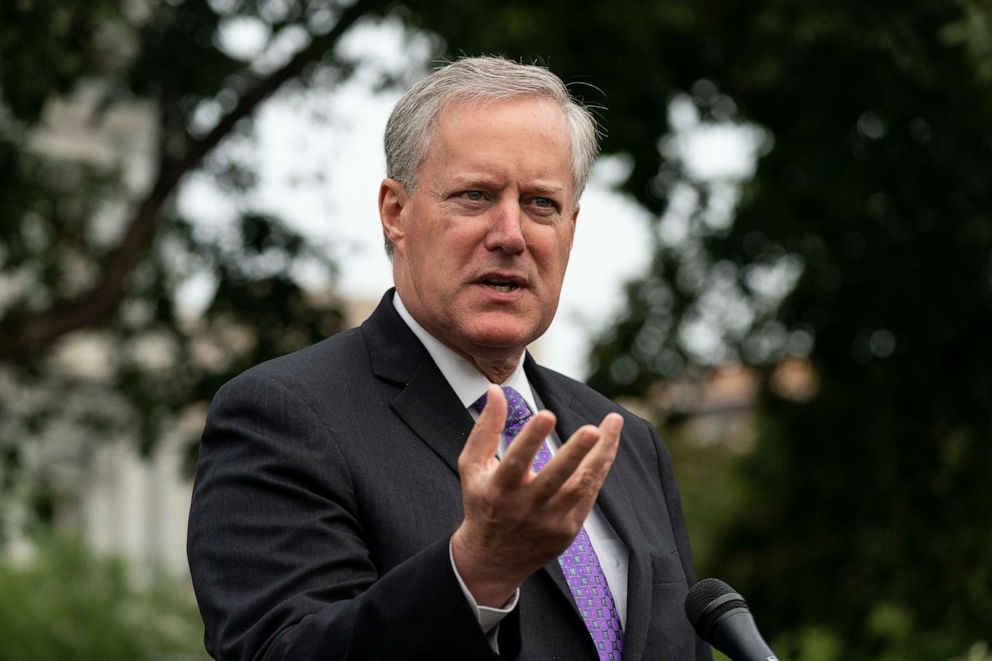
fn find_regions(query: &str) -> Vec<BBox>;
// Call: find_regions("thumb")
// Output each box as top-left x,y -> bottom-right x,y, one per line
459,385 -> 505,470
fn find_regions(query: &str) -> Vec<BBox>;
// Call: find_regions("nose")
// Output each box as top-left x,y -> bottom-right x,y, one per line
484,198 -> 526,255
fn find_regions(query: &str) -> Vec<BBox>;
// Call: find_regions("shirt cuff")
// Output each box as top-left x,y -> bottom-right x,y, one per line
449,538 -> 519,650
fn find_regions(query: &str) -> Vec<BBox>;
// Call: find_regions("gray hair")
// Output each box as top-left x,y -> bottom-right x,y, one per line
383,56 -> 601,256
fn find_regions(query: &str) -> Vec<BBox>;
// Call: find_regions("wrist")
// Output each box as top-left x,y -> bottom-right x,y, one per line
451,526 -> 521,608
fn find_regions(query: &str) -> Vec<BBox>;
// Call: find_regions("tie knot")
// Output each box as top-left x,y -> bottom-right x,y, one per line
473,386 -> 533,437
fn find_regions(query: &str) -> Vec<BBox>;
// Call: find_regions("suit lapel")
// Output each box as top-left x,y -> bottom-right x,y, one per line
526,355 -> 654,661
362,290 -> 473,476
391,360 -> 474,475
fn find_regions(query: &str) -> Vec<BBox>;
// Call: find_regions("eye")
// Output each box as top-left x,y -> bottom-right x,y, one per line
528,196 -> 561,215
448,189 -> 492,213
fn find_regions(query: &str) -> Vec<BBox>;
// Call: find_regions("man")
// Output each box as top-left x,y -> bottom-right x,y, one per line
188,56 -> 711,660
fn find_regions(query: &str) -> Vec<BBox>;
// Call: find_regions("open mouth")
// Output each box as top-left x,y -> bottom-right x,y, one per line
481,280 -> 520,293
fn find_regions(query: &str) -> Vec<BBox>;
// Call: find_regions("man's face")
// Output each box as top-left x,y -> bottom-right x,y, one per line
380,96 -> 578,371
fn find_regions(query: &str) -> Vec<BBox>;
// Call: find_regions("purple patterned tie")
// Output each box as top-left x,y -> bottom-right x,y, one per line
474,386 -> 624,660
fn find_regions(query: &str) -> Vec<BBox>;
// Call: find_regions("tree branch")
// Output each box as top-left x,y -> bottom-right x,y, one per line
0,0 -> 382,362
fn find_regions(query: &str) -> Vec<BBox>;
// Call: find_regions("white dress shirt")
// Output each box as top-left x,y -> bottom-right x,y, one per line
392,293 -> 629,643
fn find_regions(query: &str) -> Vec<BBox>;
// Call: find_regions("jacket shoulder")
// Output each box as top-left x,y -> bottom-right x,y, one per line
217,326 -> 368,401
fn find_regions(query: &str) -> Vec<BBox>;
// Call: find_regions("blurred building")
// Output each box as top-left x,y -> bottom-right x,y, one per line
617,358 -> 816,454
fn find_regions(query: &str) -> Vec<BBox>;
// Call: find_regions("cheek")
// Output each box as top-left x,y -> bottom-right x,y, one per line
532,234 -> 572,276
412,231 -> 477,284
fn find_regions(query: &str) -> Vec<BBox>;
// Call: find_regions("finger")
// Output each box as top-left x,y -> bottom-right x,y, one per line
458,385 -> 506,472
547,413 -> 624,513
528,424 -> 600,501
492,410 -> 556,487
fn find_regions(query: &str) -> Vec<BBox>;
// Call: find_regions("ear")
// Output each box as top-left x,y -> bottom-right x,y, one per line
379,178 -> 409,253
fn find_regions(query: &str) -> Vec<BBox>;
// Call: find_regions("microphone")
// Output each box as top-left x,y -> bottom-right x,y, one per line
684,578 -> 780,661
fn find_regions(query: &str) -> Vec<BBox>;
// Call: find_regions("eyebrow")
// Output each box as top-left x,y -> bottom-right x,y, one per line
450,175 -> 507,189
450,175 -> 566,196
526,183 -> 566,196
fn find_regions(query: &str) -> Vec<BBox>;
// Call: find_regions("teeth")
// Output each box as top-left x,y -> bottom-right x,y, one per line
484,281 -> 517,293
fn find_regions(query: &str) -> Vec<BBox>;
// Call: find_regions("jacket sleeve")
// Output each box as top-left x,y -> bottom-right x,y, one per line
187,371 -> 514,661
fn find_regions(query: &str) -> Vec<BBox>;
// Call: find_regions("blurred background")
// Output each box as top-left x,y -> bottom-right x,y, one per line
1,1 -> 991,659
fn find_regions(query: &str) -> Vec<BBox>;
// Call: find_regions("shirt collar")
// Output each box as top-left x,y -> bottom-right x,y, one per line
392,291 -> 537,413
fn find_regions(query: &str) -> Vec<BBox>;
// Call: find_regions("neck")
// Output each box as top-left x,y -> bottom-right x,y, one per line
391,288 -> 526,385
465,353 -> 521,384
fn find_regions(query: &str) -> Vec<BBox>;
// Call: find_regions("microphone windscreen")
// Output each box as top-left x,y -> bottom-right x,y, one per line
684,578 -> 749,639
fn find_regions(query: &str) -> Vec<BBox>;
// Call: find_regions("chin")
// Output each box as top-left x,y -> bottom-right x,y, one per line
462,318 -> 545,353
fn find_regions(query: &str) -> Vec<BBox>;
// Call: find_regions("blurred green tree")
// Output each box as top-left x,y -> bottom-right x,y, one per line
0,1 -> 408,530
423,1 -> 992,658
0,536 -> 208,660
371,0 -> 987,658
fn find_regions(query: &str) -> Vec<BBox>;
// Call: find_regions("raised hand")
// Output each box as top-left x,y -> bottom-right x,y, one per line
451,384 -> 623,607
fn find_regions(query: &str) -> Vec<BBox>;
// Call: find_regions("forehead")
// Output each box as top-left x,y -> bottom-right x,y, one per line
420,97 -> 573,184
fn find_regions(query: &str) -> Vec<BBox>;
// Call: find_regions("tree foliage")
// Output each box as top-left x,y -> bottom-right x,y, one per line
0,536 -> 208,660
415,1 -> 992,657
0,1 -> 413,525
427,2 -> 992,658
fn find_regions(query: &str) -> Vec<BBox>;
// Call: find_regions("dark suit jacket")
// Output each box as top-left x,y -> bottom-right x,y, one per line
188,290 -> 711,661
